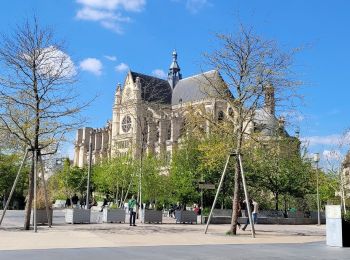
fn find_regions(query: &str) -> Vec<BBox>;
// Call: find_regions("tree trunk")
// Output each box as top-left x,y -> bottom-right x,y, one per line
229,158 -> 241,235
24,153 -> 34,230
284,195 -> 287,217
275,192 -> 279,211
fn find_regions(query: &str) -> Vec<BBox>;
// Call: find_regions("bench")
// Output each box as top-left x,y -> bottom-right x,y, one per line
53,200 -> 66,208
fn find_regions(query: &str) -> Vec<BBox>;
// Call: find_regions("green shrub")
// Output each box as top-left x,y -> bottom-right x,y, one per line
343,211 -> 350,222
109,203 -> 118,209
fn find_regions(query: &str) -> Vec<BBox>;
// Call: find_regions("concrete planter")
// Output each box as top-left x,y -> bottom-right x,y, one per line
342,219 -> 350,247
103,208 -> 126,223
142,209 -> 162,224
33,209 -> 53,225
65,208 -> 91,224
326,205 -> 350,247
175,210 -> 197,224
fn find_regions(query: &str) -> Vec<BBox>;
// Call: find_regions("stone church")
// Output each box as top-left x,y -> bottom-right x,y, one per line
73,50 -> 284,167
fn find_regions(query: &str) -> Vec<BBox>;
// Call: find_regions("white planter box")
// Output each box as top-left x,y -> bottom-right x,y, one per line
175,210 -> 197,224
65,208 -> 91,224
32,209 -> 53,225
142,210 -> 162,224
103,208 -> 126,223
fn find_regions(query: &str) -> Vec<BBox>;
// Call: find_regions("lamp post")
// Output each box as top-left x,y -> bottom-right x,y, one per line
313,153 -> 321,226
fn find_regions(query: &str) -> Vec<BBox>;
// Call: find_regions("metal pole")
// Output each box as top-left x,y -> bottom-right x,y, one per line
33,149 -> 38,233
340,168 -> 347,214
0,149 -> 29,226
201,172 -> 204,224
86,131 -> 93,209
316,162 -> 321,226
238,154 -> 255,238
38,153 -> 52,227
205,154 -> 231,234
139,163 -> 142,212
201,187 -> 203,224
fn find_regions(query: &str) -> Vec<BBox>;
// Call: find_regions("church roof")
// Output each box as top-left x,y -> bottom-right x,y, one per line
254,109 -> 290,137
171,70 -> 225,105
130,71 -> 172,104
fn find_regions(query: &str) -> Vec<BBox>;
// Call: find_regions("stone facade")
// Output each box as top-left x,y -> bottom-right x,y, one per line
73,51 -> 280,167
341,152 -> 350,196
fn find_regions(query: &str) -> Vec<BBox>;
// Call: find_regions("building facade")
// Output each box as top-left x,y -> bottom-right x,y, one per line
341,152 -> 350,198
73,51 -> 282,167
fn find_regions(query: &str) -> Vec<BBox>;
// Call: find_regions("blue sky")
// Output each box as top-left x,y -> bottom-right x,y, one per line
0,0 -> 349,167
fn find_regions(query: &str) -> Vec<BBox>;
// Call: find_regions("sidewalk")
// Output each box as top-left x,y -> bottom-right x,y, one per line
0,217 -> 326,251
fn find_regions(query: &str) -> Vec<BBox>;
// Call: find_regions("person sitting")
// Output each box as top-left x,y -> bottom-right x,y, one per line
65,197 -> 71,208
71,194 -> 79,208
100,197 -> 109,212
193,204 -> 200,215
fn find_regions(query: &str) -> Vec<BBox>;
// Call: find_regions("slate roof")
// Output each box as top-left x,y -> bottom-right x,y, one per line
254,109 -> 289,137
130,71 -> 172,104
129,69 -> 288,137
171,70 -> 226,105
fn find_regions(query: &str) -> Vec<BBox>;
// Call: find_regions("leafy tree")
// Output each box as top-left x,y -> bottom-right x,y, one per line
169,137 -> 202,207
196,129 -> 236,210
0,153 -> 29,209
317,170 -> 340,208
93,156 -> 136,205
244,137 -> 313,211
49,159 -> 86,202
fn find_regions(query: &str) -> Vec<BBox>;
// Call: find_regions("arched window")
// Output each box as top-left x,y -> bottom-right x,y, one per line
180,118 -> 187,135
155,130 -> 160,142
218,111 -> 224,122
167,122 -> 171,140
228,107 -> 234,117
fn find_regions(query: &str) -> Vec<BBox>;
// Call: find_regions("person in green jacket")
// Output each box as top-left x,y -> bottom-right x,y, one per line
128,195 -> 137,226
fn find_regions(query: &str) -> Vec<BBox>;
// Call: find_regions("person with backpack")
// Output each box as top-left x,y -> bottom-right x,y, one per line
128,195 -> 137,226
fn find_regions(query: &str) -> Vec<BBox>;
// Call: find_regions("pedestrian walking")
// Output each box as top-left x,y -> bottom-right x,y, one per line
242,199 -> 254,231
252,200 -> 259,224
128,195 -> 137,226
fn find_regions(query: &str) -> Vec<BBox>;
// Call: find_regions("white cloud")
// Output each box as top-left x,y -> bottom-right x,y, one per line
79,58 -> 103,76
76,0 -> 146,12
115,62 -> 129,73
152,69 -> 167,79
75,0 -> 146,33
186,0 -> 209,14
104,55 -> 117,61
76,7 -> 116,21
323,150 -> 342,161
100,20 -> 124,34
24,46 -> 76,78
280,111 -> 304,123
301,132 -> 350,147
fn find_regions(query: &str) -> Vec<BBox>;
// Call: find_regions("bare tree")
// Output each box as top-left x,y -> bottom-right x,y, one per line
202,26 -> 300,235
0,18 -> 88,229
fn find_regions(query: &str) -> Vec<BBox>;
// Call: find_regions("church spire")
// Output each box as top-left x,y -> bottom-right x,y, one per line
168,49 -> 182,89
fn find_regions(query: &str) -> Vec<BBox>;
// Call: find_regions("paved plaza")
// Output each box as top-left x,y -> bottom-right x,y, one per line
0,210 -> 349,259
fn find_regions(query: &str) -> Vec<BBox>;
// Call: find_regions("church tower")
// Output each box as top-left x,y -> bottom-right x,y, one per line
168,50 -> 182,89
264,84 -> 275,115
111,83 -> 122,156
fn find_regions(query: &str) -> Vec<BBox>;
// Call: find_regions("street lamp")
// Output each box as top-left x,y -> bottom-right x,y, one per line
313,153 -> 321,226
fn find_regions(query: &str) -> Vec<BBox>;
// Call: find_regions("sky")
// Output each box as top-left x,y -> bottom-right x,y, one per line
0,0 -> 349,168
